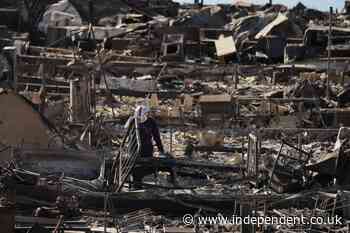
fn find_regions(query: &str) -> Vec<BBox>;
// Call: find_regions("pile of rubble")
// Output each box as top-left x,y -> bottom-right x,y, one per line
1,0 -> 350,232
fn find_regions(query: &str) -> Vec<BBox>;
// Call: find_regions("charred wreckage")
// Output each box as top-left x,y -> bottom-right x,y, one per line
1,0 -> 350,232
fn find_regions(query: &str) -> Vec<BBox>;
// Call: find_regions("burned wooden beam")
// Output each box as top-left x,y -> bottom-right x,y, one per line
193,145 -> 242,153
136,157 -> 242,172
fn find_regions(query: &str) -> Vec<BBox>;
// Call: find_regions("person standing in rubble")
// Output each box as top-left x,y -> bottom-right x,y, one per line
128,104 -> 165,188
135,105 -> 164,157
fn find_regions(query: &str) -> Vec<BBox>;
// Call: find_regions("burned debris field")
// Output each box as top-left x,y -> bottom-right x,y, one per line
1,0 -> 350,232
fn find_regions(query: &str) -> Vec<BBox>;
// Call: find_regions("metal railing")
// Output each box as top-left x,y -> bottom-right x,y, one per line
112,117 -> 141,192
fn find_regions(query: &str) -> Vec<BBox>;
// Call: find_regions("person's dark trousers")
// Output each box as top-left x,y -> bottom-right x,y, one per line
132,154 -> 154,189
132,166 -> 155,189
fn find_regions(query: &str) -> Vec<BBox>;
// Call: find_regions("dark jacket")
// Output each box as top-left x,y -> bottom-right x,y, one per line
138,117 -> 164,157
